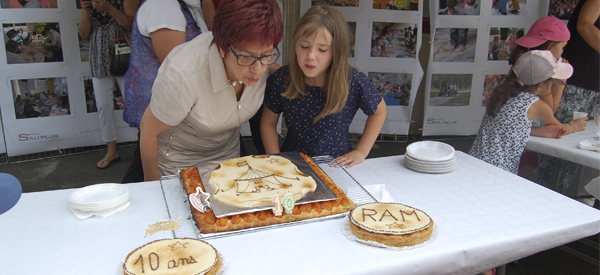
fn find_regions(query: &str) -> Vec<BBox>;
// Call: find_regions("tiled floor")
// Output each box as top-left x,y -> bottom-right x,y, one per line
0,137 -> 597,275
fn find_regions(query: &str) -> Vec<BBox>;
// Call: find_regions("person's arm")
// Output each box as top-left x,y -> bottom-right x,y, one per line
260,106 -> 281,154
8,0 -> 24,8
530,125 -> 566,138
577,0 -> 600,53
150,29 -> 186,63
538,82 -> 565,113
202,0 -> 216,31
336,99 -> 387,168
528,100 -> 587,136
78,0 -> 93,39
139,107 -> 172,181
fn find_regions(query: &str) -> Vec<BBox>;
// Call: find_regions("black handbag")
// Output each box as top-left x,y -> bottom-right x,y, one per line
107,27 -> 131,76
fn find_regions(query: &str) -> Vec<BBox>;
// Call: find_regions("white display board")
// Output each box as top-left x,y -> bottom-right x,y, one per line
423,0 -> 545,136
0,3 -> 140,157
301,0 -> 424,136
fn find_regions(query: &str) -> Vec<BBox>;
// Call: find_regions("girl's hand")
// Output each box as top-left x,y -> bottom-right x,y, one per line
572,117 -> 588,132
540,125 -> 566,138
334,150 -> 367,169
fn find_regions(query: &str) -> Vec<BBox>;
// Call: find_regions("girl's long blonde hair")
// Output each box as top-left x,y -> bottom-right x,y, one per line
283,5 -> 353,121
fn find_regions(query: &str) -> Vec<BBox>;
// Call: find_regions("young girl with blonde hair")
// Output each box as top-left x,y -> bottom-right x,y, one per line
261,5 -> 387,168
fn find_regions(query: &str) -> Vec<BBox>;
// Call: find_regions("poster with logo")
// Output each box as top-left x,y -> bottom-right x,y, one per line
301,0 -> 424,135
0,4 -> 137,157
423,0 -> 544,136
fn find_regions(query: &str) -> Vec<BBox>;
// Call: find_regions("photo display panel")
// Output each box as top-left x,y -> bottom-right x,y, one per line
423,0 -> 545,136
0,2 -> 137,157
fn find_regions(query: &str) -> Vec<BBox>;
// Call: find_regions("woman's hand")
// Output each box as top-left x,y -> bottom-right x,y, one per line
572,117 -> 588,132
91,0 -> 113,12
334,150 -> 367,169
80,0 -> 92,11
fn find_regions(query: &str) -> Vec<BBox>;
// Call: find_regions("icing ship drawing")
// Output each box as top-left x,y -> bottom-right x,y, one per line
221,161 -> 300,196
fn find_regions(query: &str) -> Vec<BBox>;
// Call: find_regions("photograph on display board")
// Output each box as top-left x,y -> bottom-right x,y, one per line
1,0 -> 57,8
3,22 -> 63,64
348,22 -> 356,58
432,28 -> 477,62
438,0 -> 480,15
311,0 -> 359,7
368,72 -> 412,106
488,27 -> 524,61
491,0 -> 527,16
548,0 -> 580,20
83,76 -> 124,113
482,74 -> 507,106
11,77 -> 70,119
429,73 -> 472,106
77,23 -> 90,61
373,0 -> 419,11
371,22 -> 417,58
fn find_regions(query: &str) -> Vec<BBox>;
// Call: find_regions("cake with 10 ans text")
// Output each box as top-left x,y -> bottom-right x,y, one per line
122,238 -> 221,275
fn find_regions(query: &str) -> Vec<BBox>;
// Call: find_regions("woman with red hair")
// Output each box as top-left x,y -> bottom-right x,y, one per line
139,0 -> 283,181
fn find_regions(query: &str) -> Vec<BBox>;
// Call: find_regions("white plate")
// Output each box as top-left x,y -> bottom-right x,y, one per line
579,139 -> 600,152
406,141 -> 455,162
404,154 -> 455,166
404,160 -> 455,174
69,183 -> 129,211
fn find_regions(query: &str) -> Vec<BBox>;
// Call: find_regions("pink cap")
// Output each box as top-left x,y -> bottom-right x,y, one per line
516,16 -> 570,48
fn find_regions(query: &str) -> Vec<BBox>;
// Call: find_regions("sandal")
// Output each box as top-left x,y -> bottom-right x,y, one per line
96,156 -> 121,169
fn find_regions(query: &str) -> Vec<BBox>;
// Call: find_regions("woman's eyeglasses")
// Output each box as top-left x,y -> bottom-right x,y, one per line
229,46 -> 280,66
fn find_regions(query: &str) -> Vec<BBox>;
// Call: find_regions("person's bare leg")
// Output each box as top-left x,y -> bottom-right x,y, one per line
97,141 -> 119,168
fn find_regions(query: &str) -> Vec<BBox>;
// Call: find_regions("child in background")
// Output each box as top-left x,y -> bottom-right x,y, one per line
507,16 -> 571,179
469,50 -> 586,174
509,16 -> 571,114
371,37 -> 382,57
261,5 -> 387,168
490,35 -> 500,60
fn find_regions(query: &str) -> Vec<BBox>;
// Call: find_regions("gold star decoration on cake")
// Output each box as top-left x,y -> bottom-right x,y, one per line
386,222 -> 405,230
168,241 -> 188,250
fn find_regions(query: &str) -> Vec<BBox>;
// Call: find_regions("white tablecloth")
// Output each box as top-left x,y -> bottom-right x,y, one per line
1,152 -> 599,275
526,121 -> 600,169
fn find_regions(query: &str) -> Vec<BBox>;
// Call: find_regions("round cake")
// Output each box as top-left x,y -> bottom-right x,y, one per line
123,238 -> 221,275
349,202 -> 434,247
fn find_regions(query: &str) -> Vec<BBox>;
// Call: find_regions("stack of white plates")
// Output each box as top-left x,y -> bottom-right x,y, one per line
403,141 -> 456,173
69,183 -> 130,213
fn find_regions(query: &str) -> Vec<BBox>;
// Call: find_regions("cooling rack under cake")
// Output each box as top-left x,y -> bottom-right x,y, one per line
159,155 -> 376,240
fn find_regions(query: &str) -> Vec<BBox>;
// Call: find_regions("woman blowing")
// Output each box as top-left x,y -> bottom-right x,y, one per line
139,0 -> 283,181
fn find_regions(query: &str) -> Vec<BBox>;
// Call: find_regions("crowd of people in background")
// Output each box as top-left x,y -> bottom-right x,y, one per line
548,0 -> 580,19
13,90 -> 69,119
3,23 -> 62,63
371,23 -> 417,58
